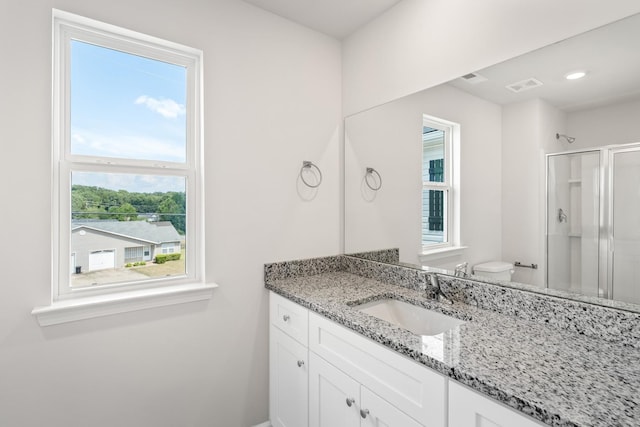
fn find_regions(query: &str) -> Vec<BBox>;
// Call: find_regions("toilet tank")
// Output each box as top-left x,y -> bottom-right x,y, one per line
472,261 -> 514,281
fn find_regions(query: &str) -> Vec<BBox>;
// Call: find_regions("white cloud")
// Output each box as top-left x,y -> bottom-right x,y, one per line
70,127 -> 186,163
135,95 -> 185,119
71,133 -> 86,144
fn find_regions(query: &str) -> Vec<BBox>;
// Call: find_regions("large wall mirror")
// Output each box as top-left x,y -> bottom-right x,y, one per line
344,12 -> 640,310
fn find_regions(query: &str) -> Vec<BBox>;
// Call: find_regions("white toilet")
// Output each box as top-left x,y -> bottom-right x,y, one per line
472,261 -> 514,281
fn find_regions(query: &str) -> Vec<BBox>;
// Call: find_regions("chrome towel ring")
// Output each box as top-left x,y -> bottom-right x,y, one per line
365,167 -> 382,191
300,161 -> 322,188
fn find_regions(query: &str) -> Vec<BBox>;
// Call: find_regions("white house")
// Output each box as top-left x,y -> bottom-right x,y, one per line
71,220 -> 182,272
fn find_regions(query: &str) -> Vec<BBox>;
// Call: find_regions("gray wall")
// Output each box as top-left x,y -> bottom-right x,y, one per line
1,1 -> 341,426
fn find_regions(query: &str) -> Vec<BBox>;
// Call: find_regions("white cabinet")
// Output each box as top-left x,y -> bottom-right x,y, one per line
270,326 -> 308,427
448,382 -> 546,427
308,311 -> 446,426
270,293 -> 309,427
309,352 -> 360,427
270,291 -> 309,344
360,386 -> 423,427
309,352 -> 421,427
269,291 -> 546,427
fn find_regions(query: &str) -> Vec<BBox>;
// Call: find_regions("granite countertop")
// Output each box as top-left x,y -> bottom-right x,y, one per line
265,271 -> 640,427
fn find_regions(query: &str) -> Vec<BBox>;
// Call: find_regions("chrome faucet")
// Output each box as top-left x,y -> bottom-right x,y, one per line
454,262 -> 468,278
428,274 -> 454,304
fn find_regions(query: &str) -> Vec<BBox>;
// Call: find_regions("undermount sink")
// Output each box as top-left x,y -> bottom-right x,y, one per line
355,298 -> 465,336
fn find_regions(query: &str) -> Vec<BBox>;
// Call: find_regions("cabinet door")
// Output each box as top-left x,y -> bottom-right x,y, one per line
360,386 -> 422,427
309,352 -> 360,427
309,311 -> 445,425
270,326 -> 308,427
270,291 -> 309,345
449,382 -> 545,427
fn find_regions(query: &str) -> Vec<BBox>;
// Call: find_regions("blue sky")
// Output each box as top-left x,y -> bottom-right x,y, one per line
70,40 -> 187,164
70,41 -> 187,193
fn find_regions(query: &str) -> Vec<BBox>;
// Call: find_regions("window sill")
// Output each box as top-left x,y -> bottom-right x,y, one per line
419,246 -> 467,263
32,282 -> 218,326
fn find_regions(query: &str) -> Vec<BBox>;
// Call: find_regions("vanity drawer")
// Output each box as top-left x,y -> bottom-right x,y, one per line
308,311 -> 445,426
270,291 -> 309,345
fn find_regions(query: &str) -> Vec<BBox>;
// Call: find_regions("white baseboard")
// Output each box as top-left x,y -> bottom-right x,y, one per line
252,422 -> 271,427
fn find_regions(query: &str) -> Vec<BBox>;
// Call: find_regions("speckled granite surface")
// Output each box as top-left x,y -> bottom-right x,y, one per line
341,255 -> 640,349
345,248 -> 400,264
437,275 -> 640,350
265,257 -> 640,427
264,255 -> 344,281
467,270 -> 640,314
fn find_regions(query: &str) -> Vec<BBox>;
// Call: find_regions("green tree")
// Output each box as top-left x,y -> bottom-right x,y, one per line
158,193 -> 186,234
71,185 -> 185,230
108,202 -> 138,221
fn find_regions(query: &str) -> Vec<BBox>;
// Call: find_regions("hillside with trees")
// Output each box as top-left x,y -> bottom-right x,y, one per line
71,185 -> 186,234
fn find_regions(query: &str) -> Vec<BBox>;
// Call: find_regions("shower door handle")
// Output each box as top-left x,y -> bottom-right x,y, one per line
558,208 -> 568,223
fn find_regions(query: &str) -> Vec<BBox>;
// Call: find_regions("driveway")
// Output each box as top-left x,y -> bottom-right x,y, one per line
71,268 -> 150,287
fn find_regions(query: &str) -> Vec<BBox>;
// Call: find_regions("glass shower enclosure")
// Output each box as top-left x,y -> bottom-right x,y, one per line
547,144 -> 640,304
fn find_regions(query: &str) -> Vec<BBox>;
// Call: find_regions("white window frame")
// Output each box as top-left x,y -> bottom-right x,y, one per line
421,115 -> 462,258
32,10 -> 216,326
124,246 -> 144,262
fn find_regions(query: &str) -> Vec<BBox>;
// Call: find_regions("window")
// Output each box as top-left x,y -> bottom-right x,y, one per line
50,10 -> 205,303
124,247 -> 144,263
161,243 -> 177,254
422,115 -> 459,252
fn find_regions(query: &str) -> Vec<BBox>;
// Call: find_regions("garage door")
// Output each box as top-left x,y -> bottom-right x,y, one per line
89,250 -> 115,271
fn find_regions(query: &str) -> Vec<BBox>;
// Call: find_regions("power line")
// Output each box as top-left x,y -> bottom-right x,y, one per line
72,212 -> 185,216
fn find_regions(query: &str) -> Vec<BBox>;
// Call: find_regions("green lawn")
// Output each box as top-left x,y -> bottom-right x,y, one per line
134,250 -> 186,278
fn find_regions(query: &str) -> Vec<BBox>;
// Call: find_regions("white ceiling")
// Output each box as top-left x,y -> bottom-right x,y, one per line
242,0 -> 402,39
241,2 -> 640,112
447,13 -> 640,112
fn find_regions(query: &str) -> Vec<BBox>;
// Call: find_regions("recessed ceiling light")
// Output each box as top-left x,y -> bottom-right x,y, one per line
565,71 -> 587,80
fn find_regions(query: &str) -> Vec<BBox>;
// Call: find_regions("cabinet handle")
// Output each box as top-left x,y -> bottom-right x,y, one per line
297,360 -> 304,367
346,397 -> 355,407
360,409 -> 369,419
282,314 -> 290,322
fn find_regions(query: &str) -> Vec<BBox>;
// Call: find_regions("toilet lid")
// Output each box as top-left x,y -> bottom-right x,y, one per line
473,261 -> 513,273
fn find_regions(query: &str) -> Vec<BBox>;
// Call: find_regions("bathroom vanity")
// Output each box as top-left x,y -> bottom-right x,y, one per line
265,255 -> 640,427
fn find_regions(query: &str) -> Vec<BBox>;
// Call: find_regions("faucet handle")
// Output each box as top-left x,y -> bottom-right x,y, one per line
454,262 -> 468,277
429,273 -> 439,287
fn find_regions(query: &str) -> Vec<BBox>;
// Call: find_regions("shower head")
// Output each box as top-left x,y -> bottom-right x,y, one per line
556,133 -> 576,144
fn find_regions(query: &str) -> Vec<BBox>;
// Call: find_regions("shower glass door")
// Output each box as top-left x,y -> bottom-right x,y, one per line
610,147 -> 640,304
547,151 -> 600,296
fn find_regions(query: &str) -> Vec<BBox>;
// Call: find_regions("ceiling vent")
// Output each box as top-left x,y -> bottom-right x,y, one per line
459,72 -> 487,84
505,77 -> 544,93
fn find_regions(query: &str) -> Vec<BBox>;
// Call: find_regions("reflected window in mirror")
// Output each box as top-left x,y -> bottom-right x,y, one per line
422,115 -> 459,252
